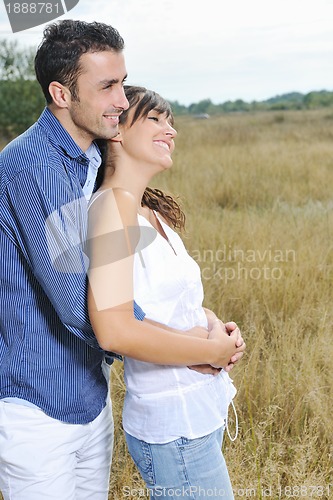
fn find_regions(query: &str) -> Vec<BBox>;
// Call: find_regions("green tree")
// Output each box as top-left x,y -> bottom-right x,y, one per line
0,39 -> 35,80
188,99 -> 213,115
0,39 -> 45,139
304,90 -> 333,109
168,100 -> 188,115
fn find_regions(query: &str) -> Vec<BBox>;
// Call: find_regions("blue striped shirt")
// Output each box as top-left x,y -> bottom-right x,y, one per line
0,107 -> 144,424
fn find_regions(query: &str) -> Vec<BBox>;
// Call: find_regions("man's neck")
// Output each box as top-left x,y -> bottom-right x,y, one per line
48,105 -> 92,152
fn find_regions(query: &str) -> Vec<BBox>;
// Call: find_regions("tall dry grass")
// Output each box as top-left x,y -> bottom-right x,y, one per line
110,109 -> 333,499
0,108 -> 332,499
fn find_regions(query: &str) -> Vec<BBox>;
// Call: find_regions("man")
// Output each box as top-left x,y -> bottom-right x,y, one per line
0,19 -> 245,500
0,20 -> 133,500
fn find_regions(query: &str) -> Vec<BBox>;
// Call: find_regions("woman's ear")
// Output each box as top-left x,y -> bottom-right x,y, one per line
111,131 -> 123,142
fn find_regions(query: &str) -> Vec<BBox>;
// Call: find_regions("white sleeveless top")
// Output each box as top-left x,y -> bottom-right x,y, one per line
123,212 -> 236,443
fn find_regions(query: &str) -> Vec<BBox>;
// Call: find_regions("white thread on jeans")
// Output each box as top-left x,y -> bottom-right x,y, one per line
226,400 -> 238,442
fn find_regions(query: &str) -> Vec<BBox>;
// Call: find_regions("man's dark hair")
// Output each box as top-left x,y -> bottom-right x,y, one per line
35,19 -> 125,104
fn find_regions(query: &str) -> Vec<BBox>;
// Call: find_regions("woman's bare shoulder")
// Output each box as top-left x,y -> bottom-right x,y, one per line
88,187 -> 138,237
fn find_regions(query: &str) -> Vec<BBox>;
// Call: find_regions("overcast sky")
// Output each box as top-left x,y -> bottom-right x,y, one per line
0,0 -> 332,105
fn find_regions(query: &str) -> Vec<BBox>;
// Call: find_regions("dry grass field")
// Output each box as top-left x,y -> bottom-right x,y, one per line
110,109 -> 333,499
1,108 -> 332,499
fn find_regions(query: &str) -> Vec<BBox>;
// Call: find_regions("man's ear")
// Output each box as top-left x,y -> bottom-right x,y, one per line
111,132 -> 123,142
48,81 -> 71,108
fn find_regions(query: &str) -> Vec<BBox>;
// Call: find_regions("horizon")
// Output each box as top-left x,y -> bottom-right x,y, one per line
167,88 -> 333,107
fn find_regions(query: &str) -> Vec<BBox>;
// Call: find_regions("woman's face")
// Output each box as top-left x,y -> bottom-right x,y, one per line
118,107 -> 177,171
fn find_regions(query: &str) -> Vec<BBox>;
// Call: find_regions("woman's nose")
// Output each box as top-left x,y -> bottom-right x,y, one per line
166,124 -> 177,138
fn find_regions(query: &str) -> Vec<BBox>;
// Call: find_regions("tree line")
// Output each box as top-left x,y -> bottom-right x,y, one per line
169,90 -> 333,116
1,39 -> 333,139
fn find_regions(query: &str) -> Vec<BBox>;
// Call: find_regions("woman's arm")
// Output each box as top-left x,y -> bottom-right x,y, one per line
87,188 -> 245,367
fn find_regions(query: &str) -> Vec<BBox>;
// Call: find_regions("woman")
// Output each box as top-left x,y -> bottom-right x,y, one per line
87,86 -> 243,498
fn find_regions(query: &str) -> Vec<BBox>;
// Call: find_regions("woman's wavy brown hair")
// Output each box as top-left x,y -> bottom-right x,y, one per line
96,85 -> 185,230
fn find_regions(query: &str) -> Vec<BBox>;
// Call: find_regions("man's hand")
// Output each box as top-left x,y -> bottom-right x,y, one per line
188,364 -> 222,375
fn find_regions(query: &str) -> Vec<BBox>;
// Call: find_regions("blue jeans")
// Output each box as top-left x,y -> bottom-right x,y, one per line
125,427 -> 234,499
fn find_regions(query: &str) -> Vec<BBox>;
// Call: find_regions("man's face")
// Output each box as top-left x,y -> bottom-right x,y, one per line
66,51 -> 129,151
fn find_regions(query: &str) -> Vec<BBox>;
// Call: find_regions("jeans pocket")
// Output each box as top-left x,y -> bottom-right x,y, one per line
177,432 -> 212,451
125,433 -> 155,486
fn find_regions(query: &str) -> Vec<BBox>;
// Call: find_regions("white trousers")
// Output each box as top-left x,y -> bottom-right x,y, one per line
0,398 -> 113,500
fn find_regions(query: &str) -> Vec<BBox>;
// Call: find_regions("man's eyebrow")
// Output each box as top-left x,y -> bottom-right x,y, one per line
99,79 -> 119,87
99,75 -> 128,87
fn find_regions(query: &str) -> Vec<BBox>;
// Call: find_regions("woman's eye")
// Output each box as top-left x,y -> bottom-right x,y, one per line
148,116 -> 159,122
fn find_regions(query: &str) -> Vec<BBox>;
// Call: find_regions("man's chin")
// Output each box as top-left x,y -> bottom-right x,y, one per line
100,127 -> 119,140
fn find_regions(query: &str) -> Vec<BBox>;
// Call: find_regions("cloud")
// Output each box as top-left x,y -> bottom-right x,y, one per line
0,0 -> 332,104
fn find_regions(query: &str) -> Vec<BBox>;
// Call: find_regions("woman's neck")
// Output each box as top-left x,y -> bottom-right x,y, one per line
101,161 -> 152,212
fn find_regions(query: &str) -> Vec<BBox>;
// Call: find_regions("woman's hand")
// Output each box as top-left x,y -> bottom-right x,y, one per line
187,317 -> 245,373
208,320 -> 246,370
223,321 -> 246,371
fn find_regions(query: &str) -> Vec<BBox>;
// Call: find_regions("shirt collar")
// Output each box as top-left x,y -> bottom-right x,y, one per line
37,107 -> 86,160
82,143 -> 102,201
